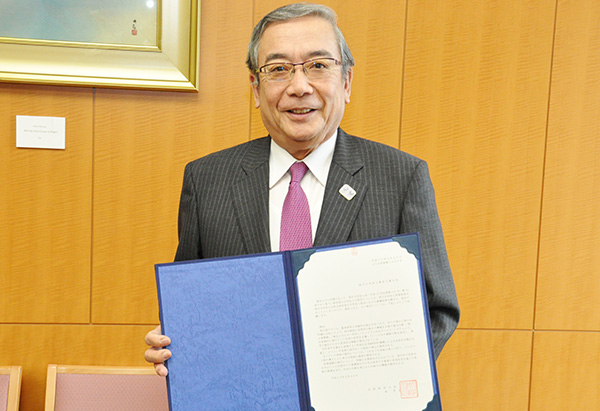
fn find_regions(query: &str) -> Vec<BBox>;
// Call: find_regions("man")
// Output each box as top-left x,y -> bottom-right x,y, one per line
145,3 -> 459,377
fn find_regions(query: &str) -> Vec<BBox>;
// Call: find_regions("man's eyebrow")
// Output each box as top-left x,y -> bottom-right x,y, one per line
264,53 -> 289,63
263,50 -> 334,64
306,50 -> 334,59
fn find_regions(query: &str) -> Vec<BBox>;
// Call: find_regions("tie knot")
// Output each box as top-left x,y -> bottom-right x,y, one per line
289,162 -> 308,183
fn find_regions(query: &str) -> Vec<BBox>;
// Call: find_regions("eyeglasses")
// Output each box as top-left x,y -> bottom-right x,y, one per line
257,57 -> 341,82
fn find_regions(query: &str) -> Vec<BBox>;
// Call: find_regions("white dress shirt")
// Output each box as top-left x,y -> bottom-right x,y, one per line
269,132 -> 337,252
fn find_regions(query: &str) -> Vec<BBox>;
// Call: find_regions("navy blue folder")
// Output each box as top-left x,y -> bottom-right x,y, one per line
155,234 -> 442,410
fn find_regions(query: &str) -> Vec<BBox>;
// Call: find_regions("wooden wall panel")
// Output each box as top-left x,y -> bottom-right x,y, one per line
250,0 -> 407,148
0,84 -> 93,323
530,331 -> 600,410
401,0 -> 555,329
437,329 -> 533,411
535,0 -> 600,331
0,324 -> 152,411
91,0 -> 253,324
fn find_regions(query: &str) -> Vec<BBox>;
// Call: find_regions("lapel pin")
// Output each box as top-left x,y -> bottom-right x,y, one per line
339,184 -> 356,201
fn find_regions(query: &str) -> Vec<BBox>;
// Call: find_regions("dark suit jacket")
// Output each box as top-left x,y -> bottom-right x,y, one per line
175,129 -> 460,357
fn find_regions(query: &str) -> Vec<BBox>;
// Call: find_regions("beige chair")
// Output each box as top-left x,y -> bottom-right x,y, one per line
0,366 -> 22,411
44,364 -> 168,411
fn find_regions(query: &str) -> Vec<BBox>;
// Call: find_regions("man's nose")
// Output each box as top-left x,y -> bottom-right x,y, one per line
286,66 -> 313,96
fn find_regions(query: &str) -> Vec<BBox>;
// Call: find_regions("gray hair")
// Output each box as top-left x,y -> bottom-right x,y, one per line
246,3 -> 355,82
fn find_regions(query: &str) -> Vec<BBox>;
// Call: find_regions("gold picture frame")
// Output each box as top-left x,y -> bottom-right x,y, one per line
0,0 -> 200,91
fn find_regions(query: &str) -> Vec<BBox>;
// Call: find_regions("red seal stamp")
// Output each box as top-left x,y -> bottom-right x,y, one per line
400,380 -> 419,399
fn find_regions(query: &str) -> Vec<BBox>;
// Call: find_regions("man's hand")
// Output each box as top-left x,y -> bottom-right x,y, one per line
144,325 -> 172,376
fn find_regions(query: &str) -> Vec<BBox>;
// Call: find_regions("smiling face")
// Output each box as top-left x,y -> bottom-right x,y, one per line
250,16 -> 353,159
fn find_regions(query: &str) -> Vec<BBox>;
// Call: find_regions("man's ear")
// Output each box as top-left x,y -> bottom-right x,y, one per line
344,67 -> 353,104
249,73 -> 261,108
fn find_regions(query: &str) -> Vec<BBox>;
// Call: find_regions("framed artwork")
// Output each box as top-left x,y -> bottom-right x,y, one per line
0,0 -> 200,91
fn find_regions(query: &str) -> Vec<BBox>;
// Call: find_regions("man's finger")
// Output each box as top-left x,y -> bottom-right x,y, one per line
144,347 -> 171,364
145,326 -> 171,347
154,363 -> 169,377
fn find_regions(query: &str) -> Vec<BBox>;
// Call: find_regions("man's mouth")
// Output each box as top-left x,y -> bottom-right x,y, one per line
288,108 -> 314,114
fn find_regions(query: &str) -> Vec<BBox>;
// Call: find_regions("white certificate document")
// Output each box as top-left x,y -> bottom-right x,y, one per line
296,240 -> 437,410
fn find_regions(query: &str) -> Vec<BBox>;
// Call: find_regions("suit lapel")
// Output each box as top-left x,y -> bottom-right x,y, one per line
314,130 -> 368,247
231,138 -> 271,254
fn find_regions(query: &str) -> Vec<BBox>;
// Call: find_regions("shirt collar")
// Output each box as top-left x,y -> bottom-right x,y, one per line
269,130 -> 338,188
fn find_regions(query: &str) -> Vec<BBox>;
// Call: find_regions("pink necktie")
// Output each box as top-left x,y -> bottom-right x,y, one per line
280,162 -> 312,251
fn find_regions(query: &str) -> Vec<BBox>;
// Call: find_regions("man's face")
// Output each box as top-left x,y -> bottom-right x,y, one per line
250,16 -> 352,159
